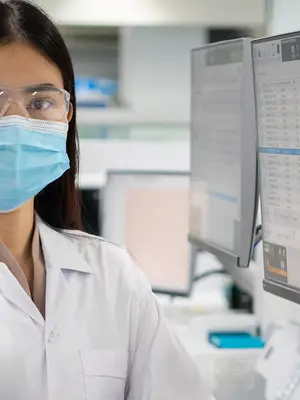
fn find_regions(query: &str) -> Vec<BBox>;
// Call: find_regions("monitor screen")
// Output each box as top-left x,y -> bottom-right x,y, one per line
190,38 -> 257,268
102,171 -> 194,296
253,32 -> 300,303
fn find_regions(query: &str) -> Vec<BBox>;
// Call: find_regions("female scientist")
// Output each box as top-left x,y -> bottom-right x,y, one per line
0,1 -> 214,399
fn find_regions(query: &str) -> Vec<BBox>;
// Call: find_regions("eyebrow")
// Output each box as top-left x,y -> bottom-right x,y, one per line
23,83 -> 60,93
0,84 -> 62,95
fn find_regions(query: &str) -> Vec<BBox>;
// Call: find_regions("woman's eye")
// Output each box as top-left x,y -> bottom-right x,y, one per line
29,99 -> 54,110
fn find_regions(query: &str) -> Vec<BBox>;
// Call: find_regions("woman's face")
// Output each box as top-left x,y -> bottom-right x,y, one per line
0,42 -> 70,123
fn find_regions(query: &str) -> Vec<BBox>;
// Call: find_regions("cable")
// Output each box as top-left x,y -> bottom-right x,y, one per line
192,225 -> 263,280
254,224 -> 263,248
254,232 -> 262,247
193,269 -> 228,283
255,224 -> 262,234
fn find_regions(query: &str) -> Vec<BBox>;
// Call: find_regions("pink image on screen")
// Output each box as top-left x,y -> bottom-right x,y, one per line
124,187 -> 190,290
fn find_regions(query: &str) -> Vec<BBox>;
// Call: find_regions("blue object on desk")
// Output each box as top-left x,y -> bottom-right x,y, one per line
208,331 -> 265,349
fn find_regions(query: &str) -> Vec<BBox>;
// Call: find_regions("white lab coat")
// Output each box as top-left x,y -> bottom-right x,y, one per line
0,218 -> 214,400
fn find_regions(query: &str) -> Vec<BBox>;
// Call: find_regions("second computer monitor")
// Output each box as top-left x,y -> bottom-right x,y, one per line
189,38 -> 258,268
102,171 -> 194,296
253,32 -> 300,304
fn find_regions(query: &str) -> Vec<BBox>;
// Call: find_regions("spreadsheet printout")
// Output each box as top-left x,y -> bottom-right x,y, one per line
253,36 -> 300,288
190,42 -> 243,254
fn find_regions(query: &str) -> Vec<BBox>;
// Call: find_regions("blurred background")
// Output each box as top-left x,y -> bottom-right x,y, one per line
38,0 -> 266,142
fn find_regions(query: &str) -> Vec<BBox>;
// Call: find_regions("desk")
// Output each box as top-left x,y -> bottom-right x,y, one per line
164,310 -> 264,398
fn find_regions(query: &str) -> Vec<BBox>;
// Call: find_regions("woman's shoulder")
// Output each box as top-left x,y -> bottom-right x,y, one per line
64,228 -> 132,264
38,217 -> 151,298
62,229 -> 151,297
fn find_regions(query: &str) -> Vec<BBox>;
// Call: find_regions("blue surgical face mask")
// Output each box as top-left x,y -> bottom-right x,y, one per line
0,116 -> 70,213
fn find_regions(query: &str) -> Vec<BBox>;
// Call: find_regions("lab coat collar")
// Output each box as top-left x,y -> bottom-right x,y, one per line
37,217 -> 95,337
0,263 -> 45,326
0,218 -> 94,330
37,217 -> 94,275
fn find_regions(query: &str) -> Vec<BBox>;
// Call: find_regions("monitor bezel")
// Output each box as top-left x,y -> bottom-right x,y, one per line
263,279 -> 300,304
189,37 -> 258,269
252,30 -> 300,304
103,169 -> 196,297
252,30 -> 300,46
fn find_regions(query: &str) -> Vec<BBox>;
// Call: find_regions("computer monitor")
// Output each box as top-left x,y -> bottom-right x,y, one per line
253,32 -> 300,304
189,38 -> 258,268
102,171 -> 195,296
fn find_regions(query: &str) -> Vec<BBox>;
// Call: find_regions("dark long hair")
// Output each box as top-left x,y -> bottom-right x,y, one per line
0,0 -> 83,230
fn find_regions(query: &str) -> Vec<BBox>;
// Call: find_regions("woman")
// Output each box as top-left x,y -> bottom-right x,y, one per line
0,1 -> 214,399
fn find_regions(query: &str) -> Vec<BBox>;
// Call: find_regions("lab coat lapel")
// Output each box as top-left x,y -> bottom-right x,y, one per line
0,263 -> 44,326
44,263 -> 67,337
37,218 -> 94,338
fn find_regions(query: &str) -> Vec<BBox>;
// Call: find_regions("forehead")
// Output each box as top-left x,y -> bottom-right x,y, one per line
0,42 -> 64,89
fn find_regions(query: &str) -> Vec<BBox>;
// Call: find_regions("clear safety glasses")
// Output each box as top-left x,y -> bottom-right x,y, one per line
0,85 -> 71,122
